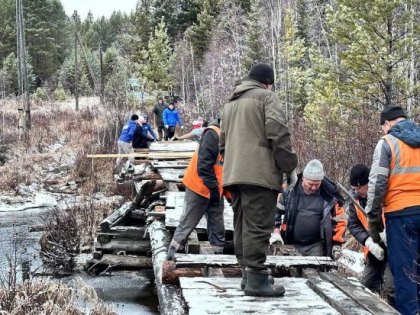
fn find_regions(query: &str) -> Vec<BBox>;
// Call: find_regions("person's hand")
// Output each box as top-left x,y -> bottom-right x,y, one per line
332,245 -> 342,260
269,232 -> 283,245
368,215 -> 383,244
209,188 -> 220,204
180,125 -> 184,130
165,125 -> 169,129
286,170 -> 297,188
365,237 -> 385,261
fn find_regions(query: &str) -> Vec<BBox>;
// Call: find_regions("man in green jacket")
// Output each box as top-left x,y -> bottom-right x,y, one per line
220,64 -> 298,297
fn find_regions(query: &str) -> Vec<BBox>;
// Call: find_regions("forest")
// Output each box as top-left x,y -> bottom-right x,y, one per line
0,0 -> 420,180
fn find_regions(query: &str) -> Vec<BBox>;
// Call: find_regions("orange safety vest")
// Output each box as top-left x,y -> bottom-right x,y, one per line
183,126 -> 227,199
354,199 -> 385,259
382,134 -> 420,213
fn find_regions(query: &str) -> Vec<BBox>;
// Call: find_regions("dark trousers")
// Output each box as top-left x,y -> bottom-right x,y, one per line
362,253 -> 394,304
229,184 -> 278,270
157,124 -> 166,141
165,126 -> 175,140
295,240 -> 325,256
170,188 -> 225,250
387,213 -> 420,315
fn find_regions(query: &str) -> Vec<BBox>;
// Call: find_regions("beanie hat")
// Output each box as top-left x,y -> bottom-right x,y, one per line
248,64 -> 275,85
131,114 -> 139,121
303,159 -> 325,181
380,106 -> 407,125
350,164 -> 370,187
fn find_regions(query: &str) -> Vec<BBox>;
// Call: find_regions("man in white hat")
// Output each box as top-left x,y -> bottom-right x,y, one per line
272,159 -> 346,259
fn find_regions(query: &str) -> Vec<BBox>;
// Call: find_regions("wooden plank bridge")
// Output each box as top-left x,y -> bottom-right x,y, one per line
86,140 -> 398,315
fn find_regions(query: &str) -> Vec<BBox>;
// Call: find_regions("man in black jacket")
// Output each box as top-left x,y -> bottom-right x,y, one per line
347,164 -> 394,304
166,119 -> 225,260
273,160 -> 346,259
153,97 -> 167,141
133,115 -> 156,149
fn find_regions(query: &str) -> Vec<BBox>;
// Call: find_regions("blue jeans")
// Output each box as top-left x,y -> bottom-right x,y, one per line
386,213 -> 420,315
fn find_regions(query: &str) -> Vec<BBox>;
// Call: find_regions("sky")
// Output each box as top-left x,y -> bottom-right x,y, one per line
61,0 -> 138,19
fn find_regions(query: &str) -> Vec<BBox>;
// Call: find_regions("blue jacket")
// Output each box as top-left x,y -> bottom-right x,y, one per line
163,108 -> 183,127
142,122 -> 157,139
118,120 -> 137,142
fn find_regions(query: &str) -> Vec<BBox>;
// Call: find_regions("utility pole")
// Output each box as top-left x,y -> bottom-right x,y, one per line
16,0 -> 30,138
73,11 -> 79,111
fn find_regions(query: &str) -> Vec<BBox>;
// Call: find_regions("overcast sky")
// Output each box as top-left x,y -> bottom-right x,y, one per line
61,0 -> 137,19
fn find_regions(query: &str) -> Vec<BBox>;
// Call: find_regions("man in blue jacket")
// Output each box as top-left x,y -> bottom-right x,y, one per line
116,114 -> 139,169
163,101 -> 184,140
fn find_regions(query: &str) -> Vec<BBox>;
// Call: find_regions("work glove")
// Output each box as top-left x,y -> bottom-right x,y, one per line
165,125 -> 169,129
269,232 -> 284,245
286,170 -> 298,188
209,188 -> 220,204
166,246 -> 177,261
332,245 -> 342,260
368,215 -> 383,244
365,237 -> 385,261
180,125 -> 184,130
380,230 -> 387,246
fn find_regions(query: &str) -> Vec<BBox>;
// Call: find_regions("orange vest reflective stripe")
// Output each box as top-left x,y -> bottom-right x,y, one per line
382,134 -> 420,213
183,126 -> 224,199
354,199 -> 385,259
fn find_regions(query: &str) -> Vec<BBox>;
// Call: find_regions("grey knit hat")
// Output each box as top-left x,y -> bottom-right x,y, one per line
303,159 -> 325,181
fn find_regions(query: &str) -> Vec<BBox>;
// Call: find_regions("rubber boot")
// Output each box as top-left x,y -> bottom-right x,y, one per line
244,268 -> 285,297
166,246 -> 177,261
240,267 -> 274,290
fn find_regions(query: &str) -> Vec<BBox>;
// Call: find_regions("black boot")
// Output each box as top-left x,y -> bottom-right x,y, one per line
166,246 -> 177,261
244,268 -> 285,297
240,267 -> 274,290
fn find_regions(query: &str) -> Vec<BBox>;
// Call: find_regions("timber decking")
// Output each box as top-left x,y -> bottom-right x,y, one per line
158,168 -> 185,182
180,277 -> 341,315
174,254 -> 337,269
165,192 -> 234,232
149,141 -> 197,152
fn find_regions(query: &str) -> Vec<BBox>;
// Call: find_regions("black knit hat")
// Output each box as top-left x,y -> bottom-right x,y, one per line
131,114 -> 139,121
380,106 -> 407,125
248,64 -> 275,85
350,164 -> 370,187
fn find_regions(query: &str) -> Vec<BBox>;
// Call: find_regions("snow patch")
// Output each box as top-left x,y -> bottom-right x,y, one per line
0,192 -> 58,212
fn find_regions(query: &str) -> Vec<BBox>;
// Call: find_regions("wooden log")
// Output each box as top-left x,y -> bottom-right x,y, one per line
307,278 -> 371,315
93,251 -> 103,260
133,148 -> 150,153
147,220 -> 186,314
129,209 -> 147,220
134,180 -> 156,208
148,211 -> 166,218
95,238 -> 150,254
155,206 -> 166,212
99,202 -> 132,231
320,272 -> 399,315
93,254 -> 152,268
139,172 -> 162,180
152,161 -> 189,169
161,260 -> 202,284
198,241 -> 224,278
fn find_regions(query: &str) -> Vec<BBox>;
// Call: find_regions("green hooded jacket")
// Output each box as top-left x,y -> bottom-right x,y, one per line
220,79 -> 297,191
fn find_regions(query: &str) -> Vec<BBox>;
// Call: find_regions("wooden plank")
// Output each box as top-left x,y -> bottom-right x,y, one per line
158,168 -> 185,182
99,202 -> 132,231
167,182 -> 180,192
87,152 -> 193,159
152,160 -> 189,169
175,254 -> 337,269
320,272 -> 399,315
149,141 -> 197,152
307,278 -> 372,315
134,180 -> 156,208
97,226 -> 148,240
186,231 -> 200,254
133,148 -> 150,153
90,254 -> 152,268
198,241 -> 224,278
180,277 -> 339,315
147,220 -> 187,315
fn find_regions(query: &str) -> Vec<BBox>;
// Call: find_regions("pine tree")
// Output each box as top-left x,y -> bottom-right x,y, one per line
141,18 -> 174,92
79,71 -> 91,96
241,0 -> 269,71
130,0 -> 154,64
279,7 -> 309,114
326,0 -> 420,108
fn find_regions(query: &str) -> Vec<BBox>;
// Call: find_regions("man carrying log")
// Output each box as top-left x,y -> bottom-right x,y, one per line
273,159 -> 346,260
166,119 -> 226,260
347,164 -> 394,305
220,63 -> 297,297
366,105 -> 420,315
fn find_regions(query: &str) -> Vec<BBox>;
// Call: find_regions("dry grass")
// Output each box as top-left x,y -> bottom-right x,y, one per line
0,277 -> 117,315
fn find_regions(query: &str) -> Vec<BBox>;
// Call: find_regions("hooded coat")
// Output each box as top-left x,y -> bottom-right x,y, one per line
366,119 -> 420,218
219,79 -> 297,191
